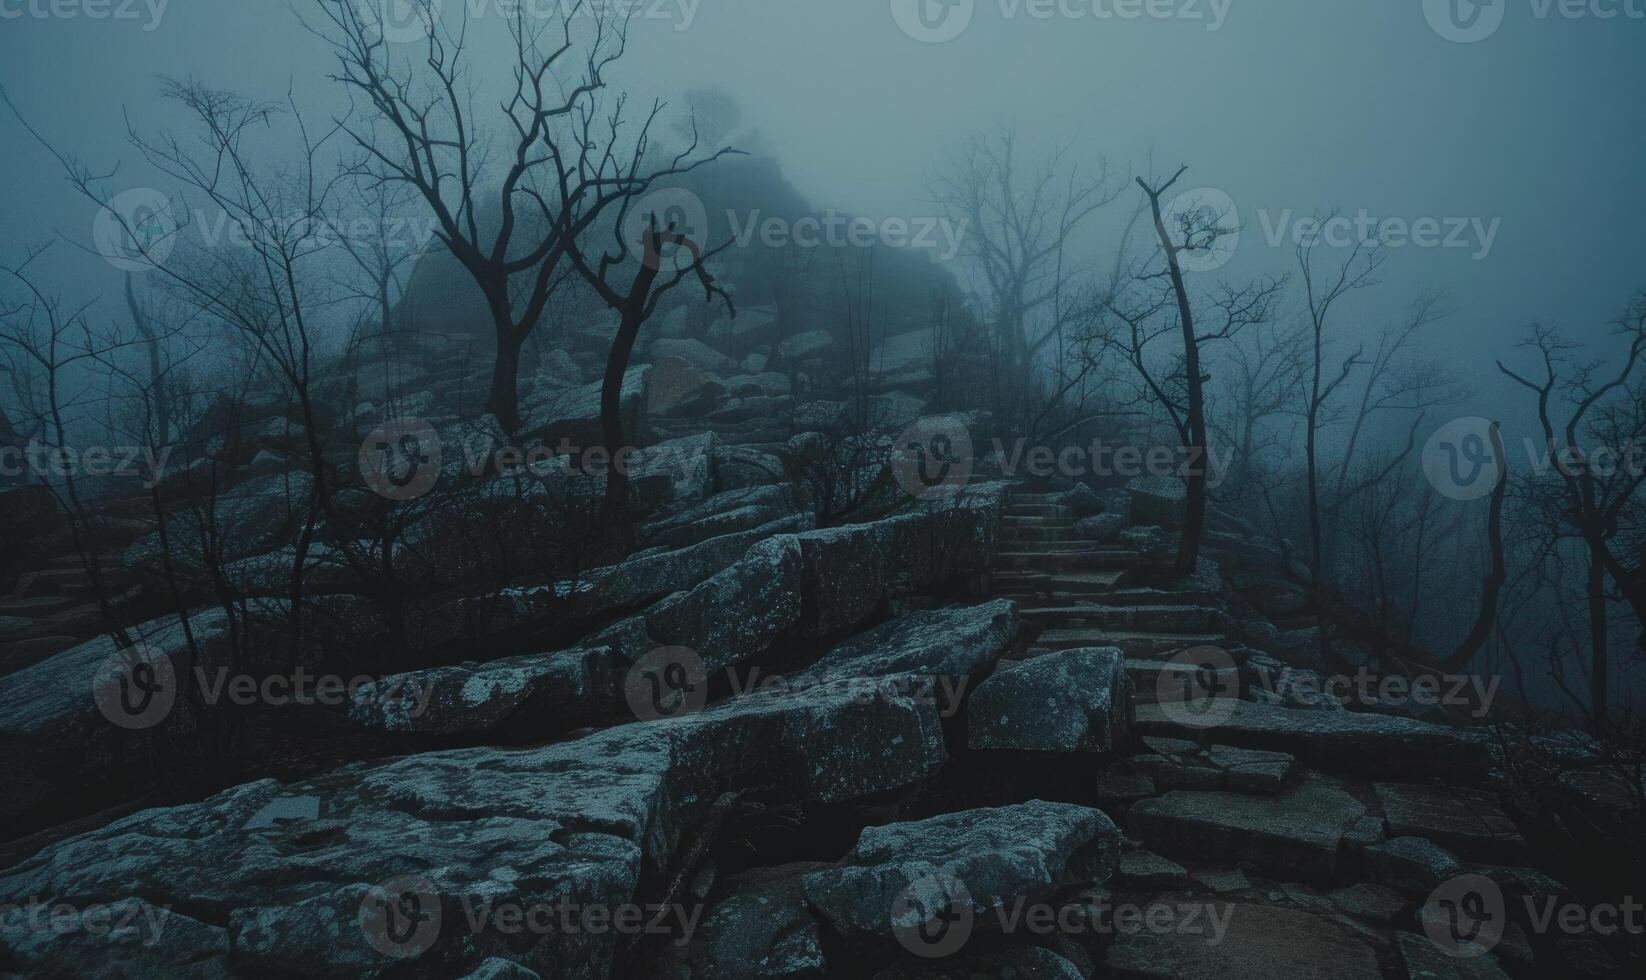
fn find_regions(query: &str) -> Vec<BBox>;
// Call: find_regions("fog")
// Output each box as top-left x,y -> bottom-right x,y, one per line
5,1 -> 1643,402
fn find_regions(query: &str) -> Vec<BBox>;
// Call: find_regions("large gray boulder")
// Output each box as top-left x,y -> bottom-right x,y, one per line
1126,475 -> 1187,529
519,365 -> 649,445
804,801 -> 1120,944
651,338 -> 735,373
969,647 -> 1133,753
813,599 -> 1019,680
122,471 -> 313,580
0,679 -> 948,979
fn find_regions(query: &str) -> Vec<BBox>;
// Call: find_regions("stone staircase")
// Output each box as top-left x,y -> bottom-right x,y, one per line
993,489 -> 1230,697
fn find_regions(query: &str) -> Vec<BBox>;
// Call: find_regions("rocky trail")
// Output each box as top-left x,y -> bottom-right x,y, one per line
0,321 -> 1632,979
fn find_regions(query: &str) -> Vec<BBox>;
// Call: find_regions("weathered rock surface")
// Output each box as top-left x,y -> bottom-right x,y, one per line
968,646 -> 1133,753
1126,476 -> 1187,529
1396,930 -> 1513,980
1,680 -> 948,978
1134,701 -> 1491,776
1127,775 -> 1369,881
1362,836 -> 1462,895
1105,901 -> 1382,980
803,801 -> 1121,943
1373,783 -> 1525,861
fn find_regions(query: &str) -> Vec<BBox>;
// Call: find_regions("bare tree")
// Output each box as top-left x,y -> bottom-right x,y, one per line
1107,166 -> 1283,574
311,0 -> 736,431
930,123 -> 1120,422
1499,296 -> 1646,721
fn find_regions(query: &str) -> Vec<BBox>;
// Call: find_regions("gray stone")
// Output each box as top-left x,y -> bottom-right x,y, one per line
649,862 -> 827,979
803,801 -> 1120,942
1326,882 -> 1407,922
812,600 -> 1019,699
1206,745 -> 1297,793
793,400 -> 849,436
873,946 -> 1084,979
1061,483 -> 1107,515
1105,902 -> 1382,980
1116,849 -> 1188,889
1076,512 -> 1125,542
968,646 -> 1133,753
777,330 -> 835,362
1363,836 -> 1462,895
1373,783 -> 1525,861
1127,775 -> 1369,881
122,471 -> 313,579
652,337 -> 736,373
646,355 -> 725,416
1134,701 -> 1491,776
1396,930 -> 1512,980
1126,475 -> 1187,529
519,364 -> 649,443
0,678 -> 947,979
1119,525 -> 1171,561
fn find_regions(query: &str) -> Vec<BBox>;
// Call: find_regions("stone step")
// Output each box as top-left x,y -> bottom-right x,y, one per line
1006,492 -> 1067,505
0,595 -> 83,618
1001,514 -> 1077,527
1133,701 -> 1492,776
999,524 -> 1093,541
1033,628 -> 1223,659
1094,588 -> 1225,607
1124,657 -> 1243,704
1004,504 -> 1072,518
1021,604 -> 1229,633
998,550 -> 1140,569
993,571 -> 1130,596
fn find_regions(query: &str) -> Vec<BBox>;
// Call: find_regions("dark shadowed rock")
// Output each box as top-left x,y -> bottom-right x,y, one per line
968,646 -> 1133,753
644,862 -> 827,979
1396,930 -> 1513,980
872,946 -> 1085,979
1362,836 -> 1462,895
1126,476 -> 1187,529
1105,901 -> 1381,980
1127,774 -> 1368,881
1372,783 -> 1525,861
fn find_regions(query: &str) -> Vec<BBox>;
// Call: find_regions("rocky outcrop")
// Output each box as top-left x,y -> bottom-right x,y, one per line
656,801 -> 1120,977
0,680 -> 948,979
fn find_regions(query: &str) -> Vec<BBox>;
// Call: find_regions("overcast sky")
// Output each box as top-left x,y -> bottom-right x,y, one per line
2,0 -> 1642,422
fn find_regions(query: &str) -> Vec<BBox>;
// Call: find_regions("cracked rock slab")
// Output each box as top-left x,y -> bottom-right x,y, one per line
0,682 -> 945,978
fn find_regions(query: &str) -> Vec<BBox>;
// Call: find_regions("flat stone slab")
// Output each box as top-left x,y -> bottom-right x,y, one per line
1134,701 -> 1490,776
968,646 -> 1133,753
1105,902 -> 1382,980
1397,930 -> 1513,980
0,681 -> 946,978
803,800 -> 1121,943
1363,836 -> 1463,896
1373,783 -> 1525,861
873,946 -> 1085,979
1116,849 -> 1189,889
1127,775 -> 1369,881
